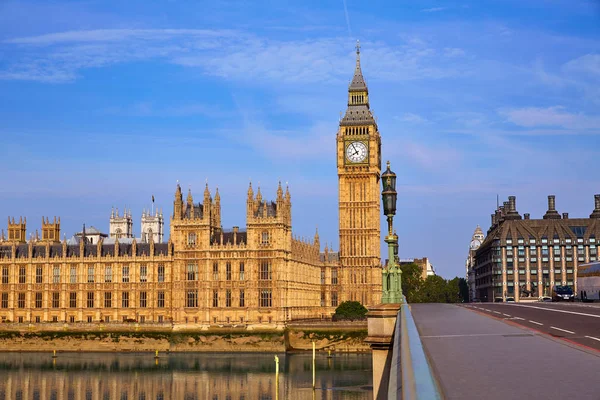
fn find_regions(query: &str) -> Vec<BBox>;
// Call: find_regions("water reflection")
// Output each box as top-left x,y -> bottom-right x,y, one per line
0,352 -> 372,400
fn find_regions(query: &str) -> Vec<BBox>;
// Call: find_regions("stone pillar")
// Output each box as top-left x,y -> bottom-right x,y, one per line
365,303 -> 401,400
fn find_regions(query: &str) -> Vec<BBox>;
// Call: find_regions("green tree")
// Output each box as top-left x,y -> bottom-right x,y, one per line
445,277 -> 462,303
417,275 -> 448,303
399,263 -> 424,303
333,301 -> 368,321
458,278 -> 469,303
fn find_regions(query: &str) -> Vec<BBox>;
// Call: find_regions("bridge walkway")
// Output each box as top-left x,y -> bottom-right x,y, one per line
410,303 -> 600,400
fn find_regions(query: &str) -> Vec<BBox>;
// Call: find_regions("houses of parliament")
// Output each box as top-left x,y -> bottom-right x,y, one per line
0,45 -> 385,328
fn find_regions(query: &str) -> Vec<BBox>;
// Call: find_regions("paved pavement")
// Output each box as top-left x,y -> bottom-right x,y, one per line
465,302 -> 600,351
410,303 -> 600,400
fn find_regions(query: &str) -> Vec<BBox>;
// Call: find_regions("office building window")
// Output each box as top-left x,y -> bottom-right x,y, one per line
239,290 -> 245,307
187,290 -> 198,308
122,292 -> 129,308
36,267 -> 43,284
321,269 -> 325,284
321,291 -> 326,307
35,292 -> 42,308
70,266 -> 77,283
122,266 -> 129,283
140,291 -> 147,308
157,291 -> 165,308
158,265 -> 165,282
53,266 -> 60,283
87,266 -> 95,283
52,292 -> 59,308
105,266 -> 112,283
140,266 -> 147,283
332,269 -> 338,285
239,262 -> 245,281
212,290 -> 219,307
259,261 -> 272,280
187,263 -> 198,281
69,292 -> 77,308
1,292 -> 8,308
19,267 -> 26,284
1,267 -> 8,284
104,292 -> 112,308
18,292 -> 25,308
87,292 -> 94,308
226,290 -> 231,307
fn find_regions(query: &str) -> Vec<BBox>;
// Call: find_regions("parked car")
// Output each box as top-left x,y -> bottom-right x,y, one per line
552,285 -> 575,302
505,297 -> 515,303
539,296 -> 552,302
472,299 -> 482,303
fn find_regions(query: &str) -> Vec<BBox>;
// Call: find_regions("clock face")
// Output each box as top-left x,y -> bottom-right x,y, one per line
346,141 -> 368,163
470,240 -> 481,250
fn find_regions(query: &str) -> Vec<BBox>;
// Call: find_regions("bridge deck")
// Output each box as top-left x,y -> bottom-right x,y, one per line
410,303 -> 600,400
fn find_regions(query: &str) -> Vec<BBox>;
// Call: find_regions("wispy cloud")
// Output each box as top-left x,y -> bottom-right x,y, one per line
421,7 -> 447,13
395,113 -> 429,124
0,28 -> 469,84
500,106 -> 600,131
342,0 -> 352,38
102,102 -> 232,118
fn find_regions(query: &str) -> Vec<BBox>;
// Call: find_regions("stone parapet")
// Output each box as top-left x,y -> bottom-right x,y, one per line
364,303 -> 401,400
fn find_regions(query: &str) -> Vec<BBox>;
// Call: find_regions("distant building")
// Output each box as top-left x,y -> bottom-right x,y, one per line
466,226 -> 485,301
398,257 -> 436,280
109,208 -> 133,239
474,194 -> 600,302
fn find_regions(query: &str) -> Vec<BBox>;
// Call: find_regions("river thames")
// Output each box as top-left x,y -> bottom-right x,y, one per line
0,352 -> 372,399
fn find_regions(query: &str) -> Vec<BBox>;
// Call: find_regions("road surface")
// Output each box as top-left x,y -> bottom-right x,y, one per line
464,302 -> 600,351
411,303 -> 600,400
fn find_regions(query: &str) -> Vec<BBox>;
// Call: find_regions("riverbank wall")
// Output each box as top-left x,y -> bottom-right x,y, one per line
0,321 -> 368,352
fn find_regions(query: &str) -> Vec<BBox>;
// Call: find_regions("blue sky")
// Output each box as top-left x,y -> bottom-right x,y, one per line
0,0 -> 599,279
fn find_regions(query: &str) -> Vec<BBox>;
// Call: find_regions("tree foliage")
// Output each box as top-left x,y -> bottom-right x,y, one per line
333,301 -> 368,321
398,267 -> 469,304
399,263 -> 423,303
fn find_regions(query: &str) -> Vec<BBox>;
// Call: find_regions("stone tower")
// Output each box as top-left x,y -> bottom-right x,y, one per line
337,41 -> 382,306
109,208 -> 133,239
6,217 -> 27,243
41,217 -> 60,243
141,208 -> 164,243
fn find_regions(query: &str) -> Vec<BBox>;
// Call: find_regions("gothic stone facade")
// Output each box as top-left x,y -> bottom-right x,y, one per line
0,46 -> 382,327
474,194 -> 600,302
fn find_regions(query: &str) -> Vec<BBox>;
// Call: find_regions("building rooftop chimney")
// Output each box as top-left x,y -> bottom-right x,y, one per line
505,195 -> 522,220
524,213 -> 530,220
563,213 -> 569,219
591,194 -> 600,219
543,195 -> 561,219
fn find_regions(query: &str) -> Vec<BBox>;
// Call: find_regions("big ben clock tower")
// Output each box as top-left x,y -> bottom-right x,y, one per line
337,41 -> 382,306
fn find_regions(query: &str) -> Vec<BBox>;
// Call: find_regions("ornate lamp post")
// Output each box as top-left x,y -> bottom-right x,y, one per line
381,161 -> 402,303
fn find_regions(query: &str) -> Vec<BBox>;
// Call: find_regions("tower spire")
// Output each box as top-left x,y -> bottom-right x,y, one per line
340,40 -> 373,126
349,39 -> 367,92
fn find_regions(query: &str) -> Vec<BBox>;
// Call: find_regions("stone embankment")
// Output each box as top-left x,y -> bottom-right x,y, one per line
0,321 -> 368,352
